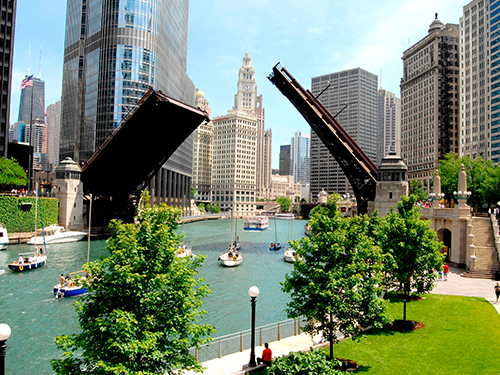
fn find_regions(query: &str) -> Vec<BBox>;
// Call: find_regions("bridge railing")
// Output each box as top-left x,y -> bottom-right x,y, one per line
189,317 -> 306,363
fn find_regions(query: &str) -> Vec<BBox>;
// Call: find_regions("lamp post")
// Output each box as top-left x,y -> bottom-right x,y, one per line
248,286 -> 260,367
0,323 -> 11,375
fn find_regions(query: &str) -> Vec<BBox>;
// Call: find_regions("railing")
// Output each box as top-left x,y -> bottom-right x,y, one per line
190,317 -> 306,363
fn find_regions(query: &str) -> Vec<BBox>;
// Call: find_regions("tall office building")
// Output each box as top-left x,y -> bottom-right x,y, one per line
401,15 -> 459,189
192,89 -> 213,202
18,76 -> 45,125
377,89 -> 401,165
290,131 -> 310,184
262,129 -> 272,198
47,100 -> 61,171
60,0 -> 195,207
460,1 -> 490,161
279,144 -> 291,176
310,68 -> 378,197
0,0 -> 16,157
489,1 -> 500,163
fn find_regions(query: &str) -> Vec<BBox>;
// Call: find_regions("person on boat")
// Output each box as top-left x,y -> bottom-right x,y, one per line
58,274 -> 65,286
18,255 -> 23,265
270,243 -> 274,248
228,250 -> 233,258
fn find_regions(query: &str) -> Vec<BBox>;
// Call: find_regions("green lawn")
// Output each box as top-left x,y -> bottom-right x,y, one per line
324,294 -> 500,375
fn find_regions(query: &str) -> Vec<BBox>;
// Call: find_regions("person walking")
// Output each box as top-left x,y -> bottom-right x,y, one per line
494,283 -> 500,304
443,263 -> 449,281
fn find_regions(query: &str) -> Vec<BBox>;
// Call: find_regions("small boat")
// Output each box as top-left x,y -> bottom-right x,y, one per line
283,248 -> 302,263
275,213 -> 296,219
218,245 -> 243,267
9,251 -> 47,271
0,223 -> 9,250
54,270 -> 89,298
304,222 -> 311,237
27,224 -> 87,245
175,243 -> 193,258
269,216 -> 281,251
243,216 -> 269,231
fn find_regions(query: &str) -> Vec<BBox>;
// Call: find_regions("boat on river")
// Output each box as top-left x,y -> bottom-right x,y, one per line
0,223 -> 9,250
243,216 -> 269,231
269,216 -> 281,251
54,270 -> 89,298
275,213 -> 295,219
27,224 -> 87,245
175,243 -> 193,258
283,248 -> 302,263
218,245 -> 242,267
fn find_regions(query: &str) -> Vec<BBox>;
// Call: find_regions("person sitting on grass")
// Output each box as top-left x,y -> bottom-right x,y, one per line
257,342 -> 272,365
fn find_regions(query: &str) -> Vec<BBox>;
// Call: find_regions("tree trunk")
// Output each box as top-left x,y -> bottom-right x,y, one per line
403,282 -> 408,322
329,311 -> 334,360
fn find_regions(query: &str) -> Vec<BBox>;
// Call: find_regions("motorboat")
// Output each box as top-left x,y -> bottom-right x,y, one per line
304,222 -> 311,237
54,270 -> 88,298
275,213 -> 295,219
27,224 -> 87,245
283,248 -> 302,263
243,216 -> 269,231
218,245 -> 242,267
8,251 -> 47,271
0,223 -> 8,250
175,243 -> 193,258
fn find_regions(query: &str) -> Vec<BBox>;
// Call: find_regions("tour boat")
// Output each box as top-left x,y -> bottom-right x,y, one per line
0,223 -> 9,250
27,224 -> 87,245
218,245 -> 243,267
275,213 -> 296,219
243,216 -> 269,231
54,270 -> 88,298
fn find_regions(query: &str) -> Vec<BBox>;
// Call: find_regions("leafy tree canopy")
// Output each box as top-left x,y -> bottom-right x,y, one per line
268,349 -> 343,375
0,157 -> 28,187
197,203 -> 205,213
282,196 -> 390,360
51,191 -> 215,374
409,179 -> 428,202
276,196 -> 291,212
378,195 -> 443,320
211,204 -> 220,213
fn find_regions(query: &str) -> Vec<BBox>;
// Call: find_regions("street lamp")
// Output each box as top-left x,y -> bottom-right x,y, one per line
0,323 -> 11,375
248,286 -> 260,367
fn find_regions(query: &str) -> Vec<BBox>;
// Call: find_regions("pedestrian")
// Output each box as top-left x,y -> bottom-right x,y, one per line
495,206 -> 500,222
443,263 -> 449,281
257,342 -> 272,365
495,283 -> 500,304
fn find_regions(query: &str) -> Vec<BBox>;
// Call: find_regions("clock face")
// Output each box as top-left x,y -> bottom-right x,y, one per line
244,83 -> 251,91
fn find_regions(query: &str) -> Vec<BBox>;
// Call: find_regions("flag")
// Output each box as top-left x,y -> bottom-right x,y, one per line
20,75 -> 33,90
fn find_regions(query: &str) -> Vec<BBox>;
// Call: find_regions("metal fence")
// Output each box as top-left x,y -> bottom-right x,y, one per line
190,317 -> 306,363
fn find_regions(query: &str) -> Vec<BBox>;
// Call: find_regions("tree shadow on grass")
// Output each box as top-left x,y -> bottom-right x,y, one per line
354,365 -> 371,373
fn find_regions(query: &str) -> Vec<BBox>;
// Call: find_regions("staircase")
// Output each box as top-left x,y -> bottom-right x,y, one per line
462,217 -> 500,279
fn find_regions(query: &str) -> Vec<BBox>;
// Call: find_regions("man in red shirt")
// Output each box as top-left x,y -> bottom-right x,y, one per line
443,263 -> 449,281
257,342 -> 272,365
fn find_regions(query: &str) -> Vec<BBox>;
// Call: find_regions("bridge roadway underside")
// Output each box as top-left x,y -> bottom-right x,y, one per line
81,89 -> 209,225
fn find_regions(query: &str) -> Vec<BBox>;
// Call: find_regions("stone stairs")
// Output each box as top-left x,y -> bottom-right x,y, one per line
462,217 -> 500,279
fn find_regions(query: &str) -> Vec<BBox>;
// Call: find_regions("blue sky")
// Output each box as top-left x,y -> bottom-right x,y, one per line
11,0 -> 468,168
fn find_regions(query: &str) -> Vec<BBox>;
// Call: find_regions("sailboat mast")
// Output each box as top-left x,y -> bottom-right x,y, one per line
34,181 -> 38,247
87,193 -> 92,264
230,209 -> 234,244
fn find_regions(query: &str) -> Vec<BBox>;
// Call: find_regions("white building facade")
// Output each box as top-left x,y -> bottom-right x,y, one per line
193,89 -> 213,202
290,131 -> 310,184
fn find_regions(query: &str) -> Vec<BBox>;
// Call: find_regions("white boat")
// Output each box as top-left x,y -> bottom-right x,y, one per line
218,245 -> 243,267
175,243 -> 193,258
0,223 -> 8,250
243,216 -> 269,231
283,248 -> 302,263
275,213 -> 295,219
27,224 -> 87,245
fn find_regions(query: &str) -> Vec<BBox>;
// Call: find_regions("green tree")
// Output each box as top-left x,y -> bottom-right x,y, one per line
409,179 -> 428,202
211,204 -> 220,213
0,157 -> 28,187
282,198 -> 390,360
197,203 -> 206,213
51,192 -> 215,374
191,186 -> 196,198
378,195 -> 443,321
276,196 -> 291,212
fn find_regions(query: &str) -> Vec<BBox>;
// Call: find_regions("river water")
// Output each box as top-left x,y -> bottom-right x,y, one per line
0,218 -> 307,374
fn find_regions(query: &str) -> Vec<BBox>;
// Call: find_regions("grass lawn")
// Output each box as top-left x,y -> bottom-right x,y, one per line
324,294 -> 500,375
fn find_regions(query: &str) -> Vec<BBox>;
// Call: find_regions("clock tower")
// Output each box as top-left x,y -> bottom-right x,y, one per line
234,52 -> 257,111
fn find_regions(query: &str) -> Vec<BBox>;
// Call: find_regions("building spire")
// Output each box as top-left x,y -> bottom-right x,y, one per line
27,43 -> 31,76
38,44 -> 42,79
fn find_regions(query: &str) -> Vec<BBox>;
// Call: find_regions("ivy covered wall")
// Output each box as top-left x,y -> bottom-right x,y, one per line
0,196 -> 58,233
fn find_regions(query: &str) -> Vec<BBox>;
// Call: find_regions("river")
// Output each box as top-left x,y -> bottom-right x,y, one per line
0,218 -> 307,374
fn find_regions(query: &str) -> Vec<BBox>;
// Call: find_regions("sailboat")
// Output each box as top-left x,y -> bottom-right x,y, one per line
8,182 -> 47,272
54,194 -> 93,298
269,215 -> 281,251
176,216 -> 193,258
218,209 -> 242,267
283,218 -> 301,263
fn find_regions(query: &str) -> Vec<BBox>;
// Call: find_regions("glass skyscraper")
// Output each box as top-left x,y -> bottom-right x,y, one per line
60,0 -> 195,207
18,77 -> 45,125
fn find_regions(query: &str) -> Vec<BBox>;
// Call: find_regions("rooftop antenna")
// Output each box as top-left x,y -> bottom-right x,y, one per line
27,43 -> 31,75
38,44 -> 42,79
380,69 -> 383,90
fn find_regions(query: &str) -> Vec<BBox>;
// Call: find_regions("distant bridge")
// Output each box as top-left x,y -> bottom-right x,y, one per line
268,63 -> 377,214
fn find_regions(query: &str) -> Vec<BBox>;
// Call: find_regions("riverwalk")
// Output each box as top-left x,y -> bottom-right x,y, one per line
189,265 -> 500,375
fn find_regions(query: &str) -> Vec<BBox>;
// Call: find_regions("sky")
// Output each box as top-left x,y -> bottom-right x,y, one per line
11,0 -> 470,168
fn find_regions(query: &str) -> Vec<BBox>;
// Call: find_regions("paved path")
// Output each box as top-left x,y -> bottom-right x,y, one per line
188,266 -> 500,375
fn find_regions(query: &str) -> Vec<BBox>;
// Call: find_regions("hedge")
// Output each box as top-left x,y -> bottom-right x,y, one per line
0,195 -> 58,233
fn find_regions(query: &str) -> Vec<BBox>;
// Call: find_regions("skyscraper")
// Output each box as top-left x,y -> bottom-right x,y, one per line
488,1 -> 500,163
290,131 -> 310,184
18,76 -> 45,125
460,1 -> 490,161
279,144 -> 291,176
401,15 -> 459,189
377,89 -> 401,166
47,100 -> 61,171
310,68 -> 378,197
0,0 -> 16,157
193,89 -> 213,202
60,0 -> 195,207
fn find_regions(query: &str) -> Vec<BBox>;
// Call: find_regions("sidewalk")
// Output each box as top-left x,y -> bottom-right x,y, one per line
189,266 -> 499,375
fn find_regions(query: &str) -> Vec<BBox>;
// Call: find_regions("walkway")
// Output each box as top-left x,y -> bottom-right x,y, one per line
187,266 -> 500,375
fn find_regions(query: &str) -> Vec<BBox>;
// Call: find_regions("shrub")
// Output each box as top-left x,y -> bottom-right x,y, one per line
268,349 -> 342,375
